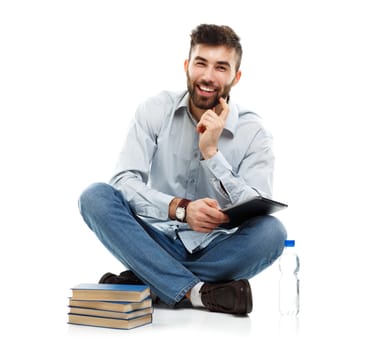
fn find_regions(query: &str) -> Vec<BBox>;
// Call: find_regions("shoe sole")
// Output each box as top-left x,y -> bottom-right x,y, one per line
241,279 -> 253,314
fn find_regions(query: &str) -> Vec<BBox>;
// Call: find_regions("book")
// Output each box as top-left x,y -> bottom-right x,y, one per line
220,196 -> 288,229
69,297 -> 152,313
69,306 -> 153,320
71,283 -> 150,302
68,313 -> 152,330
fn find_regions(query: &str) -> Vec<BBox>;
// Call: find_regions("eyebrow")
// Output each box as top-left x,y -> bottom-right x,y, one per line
193,56 -> 232,68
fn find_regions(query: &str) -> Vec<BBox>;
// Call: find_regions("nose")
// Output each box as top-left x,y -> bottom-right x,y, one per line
201,66 -> 216,83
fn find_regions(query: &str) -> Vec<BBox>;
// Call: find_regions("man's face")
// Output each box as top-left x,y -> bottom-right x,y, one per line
185,44 -> 241,111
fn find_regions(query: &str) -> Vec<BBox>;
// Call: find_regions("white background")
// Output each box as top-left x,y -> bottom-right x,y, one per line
1,1 -> 389,349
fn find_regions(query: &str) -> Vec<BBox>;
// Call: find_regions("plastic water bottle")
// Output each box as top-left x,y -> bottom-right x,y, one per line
279,239 -> 300,316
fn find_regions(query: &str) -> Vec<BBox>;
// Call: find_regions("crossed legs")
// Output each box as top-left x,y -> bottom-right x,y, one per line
79,182 -> 287,307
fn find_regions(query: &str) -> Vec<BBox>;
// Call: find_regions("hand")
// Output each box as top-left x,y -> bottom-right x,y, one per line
186,198 -> 230,233
197,97 -> 229,159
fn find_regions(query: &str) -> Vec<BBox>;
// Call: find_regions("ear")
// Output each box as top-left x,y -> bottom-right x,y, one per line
184,59 -> 189,72
232,70 -> 242,86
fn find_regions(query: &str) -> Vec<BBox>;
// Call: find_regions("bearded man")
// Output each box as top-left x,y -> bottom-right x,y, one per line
79,24 -> 287,315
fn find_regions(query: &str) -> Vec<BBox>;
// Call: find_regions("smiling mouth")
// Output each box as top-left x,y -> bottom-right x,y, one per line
197,84 -> 218,96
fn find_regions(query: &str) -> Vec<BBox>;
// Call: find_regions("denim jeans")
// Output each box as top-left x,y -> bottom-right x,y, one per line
79,182 -> 287,306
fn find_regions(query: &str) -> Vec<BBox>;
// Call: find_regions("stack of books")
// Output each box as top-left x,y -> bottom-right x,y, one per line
68,283 -> 153,330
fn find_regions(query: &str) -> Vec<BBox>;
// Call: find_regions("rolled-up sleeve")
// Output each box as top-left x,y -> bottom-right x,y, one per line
201,127 -> 274,204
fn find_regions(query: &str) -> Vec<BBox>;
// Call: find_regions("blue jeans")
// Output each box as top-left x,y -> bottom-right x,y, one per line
79,183 -> 287,306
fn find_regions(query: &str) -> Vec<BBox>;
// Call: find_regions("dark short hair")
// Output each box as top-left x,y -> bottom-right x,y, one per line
189,24 -> 243,71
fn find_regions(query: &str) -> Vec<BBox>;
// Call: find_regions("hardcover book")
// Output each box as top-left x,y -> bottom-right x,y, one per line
71,283 -> 150,302
69,306 -> 153,320
68,313 -> 152,330
69,298 -> 152,313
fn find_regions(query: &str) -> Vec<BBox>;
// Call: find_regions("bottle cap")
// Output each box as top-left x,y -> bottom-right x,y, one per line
284,240 -> 295,247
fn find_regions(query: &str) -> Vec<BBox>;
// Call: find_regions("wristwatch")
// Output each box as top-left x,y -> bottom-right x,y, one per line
175,199 -> 191,222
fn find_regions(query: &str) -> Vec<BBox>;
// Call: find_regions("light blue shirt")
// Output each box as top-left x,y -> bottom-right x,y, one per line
109,91 -> 275,253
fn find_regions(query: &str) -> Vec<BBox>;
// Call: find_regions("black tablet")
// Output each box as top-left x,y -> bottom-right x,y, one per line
220,196 -> 288,229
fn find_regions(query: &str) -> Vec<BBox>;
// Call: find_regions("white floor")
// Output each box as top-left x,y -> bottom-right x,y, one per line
2,236 -> 389,350
2,261 -> 301,349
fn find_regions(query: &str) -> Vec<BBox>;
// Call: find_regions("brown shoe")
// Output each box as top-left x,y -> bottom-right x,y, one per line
200,279 -> 253,315
99,270 -> 144,285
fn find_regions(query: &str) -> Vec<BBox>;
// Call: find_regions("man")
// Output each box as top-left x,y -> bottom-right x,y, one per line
79,24 -> 287,315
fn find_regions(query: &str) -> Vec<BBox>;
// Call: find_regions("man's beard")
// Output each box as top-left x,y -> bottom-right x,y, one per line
186,71 -> 233,110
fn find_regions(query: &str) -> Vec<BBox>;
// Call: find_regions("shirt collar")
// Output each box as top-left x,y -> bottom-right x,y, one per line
176,91 -> 238,137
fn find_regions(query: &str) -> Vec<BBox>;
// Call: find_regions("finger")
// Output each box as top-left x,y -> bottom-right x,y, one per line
219,97 -> 228,108
205,209 -> 229,225
200,220 -> 220,232
218,97 -> 229,121
222,213 -> 230,223
203,110 -> 218,119
198,215 -> 228,232
203,198 -> 219,208
197,111 -> 215,133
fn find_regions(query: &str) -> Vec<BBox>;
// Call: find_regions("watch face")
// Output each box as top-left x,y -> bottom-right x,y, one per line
176,206 -> 185,221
